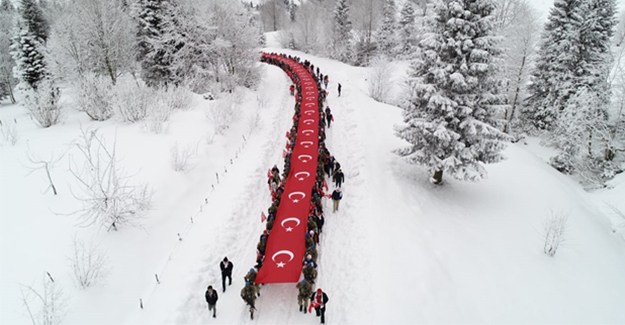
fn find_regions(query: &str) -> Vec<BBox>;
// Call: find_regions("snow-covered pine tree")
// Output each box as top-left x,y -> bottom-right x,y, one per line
1,0 -> 14,12
376,0 -> 397,58
522,0 -> 583,131
289,0 -> 297,23
331,0 -> 352,63
18,0 -> 48,43
398,1 -> 416,57
396,0 -> 511,185
134,0 -> 175,87
11,26 -> 48,89
549,0 -> 617,176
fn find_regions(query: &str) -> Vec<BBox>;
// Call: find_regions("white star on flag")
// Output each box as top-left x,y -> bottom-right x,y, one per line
277,262 -> 286,268
286,227 -> 293,232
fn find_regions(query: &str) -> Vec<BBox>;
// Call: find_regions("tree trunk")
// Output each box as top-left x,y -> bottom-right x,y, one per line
432,170 -> 443,185
505,54 -> 526,134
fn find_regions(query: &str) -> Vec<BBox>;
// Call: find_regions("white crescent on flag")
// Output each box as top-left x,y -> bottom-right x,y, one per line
302,129 -> 314,136
294,171 -> 310,180
298,154 -> 312,163
272,250 -> 295,268
305,92 -> 315,95
305,96 -> 315,101
304,109 -> 315,114
305,86 -> 314,91
303,119 -> 315,125
288,191 -> 306,203
281,217 -> 301,232
300,141 -> 313,148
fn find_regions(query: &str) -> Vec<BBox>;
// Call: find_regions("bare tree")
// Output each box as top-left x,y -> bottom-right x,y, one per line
0,120 -> 19,145
23,79 -> 64,128
493,0 -> 540,134
69,235 -> 110,289
20,274 -> 67,325
24,144 -> 64,195
258,0 -> 287,32
170,141 -> 198,172
352,0 -> 382,66
46,0 -> 137,84
368,57 -> 395,103
543,210 -> 569,257
69,128 -> 151,231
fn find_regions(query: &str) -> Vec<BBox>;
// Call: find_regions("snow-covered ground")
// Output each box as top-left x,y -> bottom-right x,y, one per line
1,31 -> 625,325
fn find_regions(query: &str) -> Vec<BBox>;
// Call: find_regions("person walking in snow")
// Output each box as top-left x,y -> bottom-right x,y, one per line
332,169 -> 345,188
241,282 -> 257,320
205,285 -> 219,318
324,75 -> 329,89
290,84 -> 295,96
296,279 -> 313,313
337,83 -> 342,97
331,188 -> 342,213
220,257 -> 233,293
325,106 -> 333,128
310,288 -> 329,324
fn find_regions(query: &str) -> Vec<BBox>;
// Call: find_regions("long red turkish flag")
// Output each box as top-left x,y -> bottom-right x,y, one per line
256,55 -> 319,283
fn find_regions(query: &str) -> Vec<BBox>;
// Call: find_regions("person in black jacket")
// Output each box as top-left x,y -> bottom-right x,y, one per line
220,257 -> 233,292
205,285 -> 219,318
310,288 -> 329,324
332,169 -> 345,188
331,188 -> 342,212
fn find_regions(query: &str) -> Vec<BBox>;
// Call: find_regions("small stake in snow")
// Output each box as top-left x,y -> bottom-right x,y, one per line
205,198 -> 208,204
140,299 -> 144,309
155,274 -> 160,284
177,233 -> 183,241
230,159 -> 233,165
242,135 -> 247,142
190,216 -> 194,223
46,271 -> 54,282
216,173 -> 219,184
224,167 -> 227,173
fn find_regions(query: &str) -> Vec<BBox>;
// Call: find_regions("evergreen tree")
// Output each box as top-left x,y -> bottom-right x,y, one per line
398,1 -> 416,56
549,0 -> 617,174
11,26 -> 48,89
396,0 -> 510,185
1,0 -> 14,12
332,0 -> 352,63
134,0 -> 175,87
522,0 -> 583,131
289,0 -> 297,23
376,0 -> 397,58
18,0 -> 49,43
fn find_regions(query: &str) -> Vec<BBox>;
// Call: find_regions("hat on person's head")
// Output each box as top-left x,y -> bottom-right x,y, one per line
208,285 -> 213,290
317,288 -> 322,294
250,268 -> 256,273
307,254 -> 312,259
223,257 -> 228,262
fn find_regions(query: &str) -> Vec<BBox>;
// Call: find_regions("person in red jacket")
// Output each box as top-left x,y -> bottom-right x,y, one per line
310,288 -> 329,324
290,84 -> 295,96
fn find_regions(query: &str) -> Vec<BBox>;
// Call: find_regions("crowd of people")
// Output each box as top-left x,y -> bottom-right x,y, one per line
205,53 -> 339,323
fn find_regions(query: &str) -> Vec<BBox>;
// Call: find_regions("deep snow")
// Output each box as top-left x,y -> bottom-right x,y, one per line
1,31 -> 625,325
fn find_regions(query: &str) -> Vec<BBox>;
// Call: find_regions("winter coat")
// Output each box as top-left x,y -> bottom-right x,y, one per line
241,285 -> 256,307
244,270 -> 257,284
297,281 -> 313,298
220,261 -> 233,275
333,171 -> 344,185
205,289 -> 218,305
331,190 -> 342,201
310,291 -> 329,306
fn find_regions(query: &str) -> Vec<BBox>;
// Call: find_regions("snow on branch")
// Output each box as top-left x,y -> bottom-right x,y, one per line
68,128 -> 151,231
